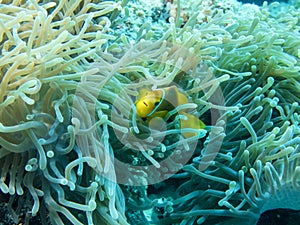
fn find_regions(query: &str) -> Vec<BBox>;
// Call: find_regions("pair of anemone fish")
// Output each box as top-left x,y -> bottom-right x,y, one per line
135,86 -> 205,138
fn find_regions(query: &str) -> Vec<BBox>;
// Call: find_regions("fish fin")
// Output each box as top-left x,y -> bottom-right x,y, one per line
175,88 -> 189,106
179,112 -> 205,138
165,86 -> 188,106
159,86 -> 188,110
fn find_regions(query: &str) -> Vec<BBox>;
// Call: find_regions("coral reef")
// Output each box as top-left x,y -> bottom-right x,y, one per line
0,0 -> 299,225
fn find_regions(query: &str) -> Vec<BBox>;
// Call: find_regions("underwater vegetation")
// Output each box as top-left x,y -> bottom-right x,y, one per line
0,0 -> 300,225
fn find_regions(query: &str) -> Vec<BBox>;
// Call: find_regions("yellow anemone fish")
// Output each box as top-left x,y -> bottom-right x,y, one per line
135,86 -> 205,138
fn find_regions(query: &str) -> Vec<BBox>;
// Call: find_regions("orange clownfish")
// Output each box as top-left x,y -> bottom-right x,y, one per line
135,86 -> 205,138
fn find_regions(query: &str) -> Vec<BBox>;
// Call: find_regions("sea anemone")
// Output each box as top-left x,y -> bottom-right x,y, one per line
137,1 -> 300,225
0,0 -> 299,225
0,0 -> 128,224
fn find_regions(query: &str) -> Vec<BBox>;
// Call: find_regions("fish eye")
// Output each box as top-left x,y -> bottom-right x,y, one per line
154,102 -> 159,107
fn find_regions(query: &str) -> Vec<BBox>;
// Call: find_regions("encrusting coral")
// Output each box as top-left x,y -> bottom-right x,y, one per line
0,0 -> 299,225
